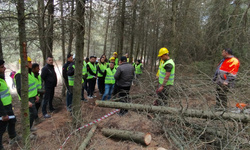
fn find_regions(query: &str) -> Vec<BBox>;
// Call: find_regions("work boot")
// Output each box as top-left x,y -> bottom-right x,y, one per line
30,127 -> 37,132
9,135 -> 22,145
43,114 -> 51,118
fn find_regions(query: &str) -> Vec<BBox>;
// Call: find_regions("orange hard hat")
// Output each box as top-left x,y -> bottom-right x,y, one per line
236,103 -> 248,109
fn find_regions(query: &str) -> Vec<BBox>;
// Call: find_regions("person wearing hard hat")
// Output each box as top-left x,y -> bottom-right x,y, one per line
156,59 -> 164,79
155,47 -> 175,106
0,60 -> 21,150
213,48 -> 240,110
41,56 -> 57,118
15,56 -> 39,136
110,57 -> 118,69
31,63 -> 45,125
111,52 -> 119,67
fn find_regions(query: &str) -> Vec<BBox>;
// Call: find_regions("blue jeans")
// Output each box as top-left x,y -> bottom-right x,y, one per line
102,84 -> 114,100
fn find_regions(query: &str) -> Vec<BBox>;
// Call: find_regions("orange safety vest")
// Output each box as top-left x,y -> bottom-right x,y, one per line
219,57 -> 240,79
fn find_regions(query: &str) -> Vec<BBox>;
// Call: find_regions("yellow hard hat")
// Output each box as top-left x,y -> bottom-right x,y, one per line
19,56 -> 32,64
113,52 -> 118,55
158,47 -> 169,57
110,57 -> 115,60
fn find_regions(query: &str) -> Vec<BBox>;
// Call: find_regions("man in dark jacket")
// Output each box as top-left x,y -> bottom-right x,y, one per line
62,54 -> 73,111
41,56 -> 57,118
114,56 -> 134,116
0,60 -> 21,150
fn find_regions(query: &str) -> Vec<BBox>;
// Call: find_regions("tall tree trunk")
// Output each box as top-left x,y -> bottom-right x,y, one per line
0,32 -> 3,59
129,0 -> 136,63
73,0 -> 85,126
38,0 -> 46,65
117,0 -> 125,58
60,0 -> 66,97
16,0 -> 30,148
171,0 -> 177,58
68,0 -> 74,54
87,0 -> 92,58
46,0 -> 54,57
103,0 -> 111,55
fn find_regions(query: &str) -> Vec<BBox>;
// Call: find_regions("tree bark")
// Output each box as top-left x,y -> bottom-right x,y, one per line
68,0 -> 75,55
17,0 -> 30,147
38,0 -> 46,65
102,128 -> 151,145
78,124 -> 97,150
117,0 -> 125,58
129,0 -> 136,63
95,101 -> 250,123
87,0 -> 92,57
72,0 -> 85,126
103,0 -> 111,55
46,0 -> 54,57
60,0 -> 66,97
0,32 -> 3,59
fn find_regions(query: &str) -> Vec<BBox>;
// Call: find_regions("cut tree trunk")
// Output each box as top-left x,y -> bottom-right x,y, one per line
78,124 -> 97,150
102,128 -> 151,146
95,101 -> 250,123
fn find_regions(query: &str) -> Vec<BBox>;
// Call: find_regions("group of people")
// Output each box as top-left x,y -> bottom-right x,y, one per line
0,47 -> 240,150
62,52 -> 144,114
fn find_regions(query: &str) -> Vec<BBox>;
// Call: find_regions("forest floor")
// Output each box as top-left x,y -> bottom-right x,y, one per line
2,81 -> 170,150
2,68 -> 246,150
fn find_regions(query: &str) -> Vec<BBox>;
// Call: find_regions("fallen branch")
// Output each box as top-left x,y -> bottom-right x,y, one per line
95,101 -> 250,123
78,124 -> 97,150
102,128 -> 151,145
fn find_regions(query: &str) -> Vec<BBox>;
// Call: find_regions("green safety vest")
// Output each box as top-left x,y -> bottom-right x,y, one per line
68,64 -> 84,86
159,59 -> 175,86
135,64 -> 142,75
105,68 -> 116,84
115,58 -> 119,66
87,62 -> 96,79
32,73 -> 42,90
0,78 -> 12,106
97,63 -> 107,77
82,61 -> 87,75
15,70 -> 38,99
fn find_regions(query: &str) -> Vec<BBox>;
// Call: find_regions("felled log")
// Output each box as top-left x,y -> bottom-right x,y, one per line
102,128 -> 151,145
78,124 -> 97,150
95,101 -> 250,123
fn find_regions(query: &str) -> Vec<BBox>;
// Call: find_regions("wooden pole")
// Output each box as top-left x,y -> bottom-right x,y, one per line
102,128 -> 151,145
95,101 -> 250,123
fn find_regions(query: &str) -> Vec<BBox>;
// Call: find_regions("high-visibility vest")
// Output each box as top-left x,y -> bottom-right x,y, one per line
87,62 -> 96,79
68,65 -> 84,86
115,58 -> 119,66
82,61 -> 87,75
97,63 -> 107,77
156,59 -> 164,77
15,70 -> 38,99
105,68 -> 116,84
127,58 -> 129,62
219,57 -> 240,78
159,59 -> 175,86
135,64 -> 142,75
0,78 -> 12,106
32,73 -> 42,90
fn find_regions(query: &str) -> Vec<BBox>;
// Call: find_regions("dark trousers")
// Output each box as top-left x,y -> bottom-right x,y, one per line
42,87 -> 55,115
29,97 -> 38,128
84,81 -> 88,93
113,82 -> 118,96
98,77 -> 105,94
81,83 -> 86,100
0,118 -> 16,149
216,85 -> 229,108
117,86 -> 131,114
34,94 -> 43,119
87,78 -> 96,96
157,86 -> 173,106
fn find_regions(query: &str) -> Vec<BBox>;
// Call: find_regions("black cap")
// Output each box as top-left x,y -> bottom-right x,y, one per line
67,53 -> 73,58
120,56 -> 127,62
90,56 -> 95,59
32,63 -> 39,69
0,60 -> 5,65
85,57 -> 89,61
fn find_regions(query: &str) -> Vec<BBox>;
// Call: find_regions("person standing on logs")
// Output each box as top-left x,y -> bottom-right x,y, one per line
155,47 -> 175,106
114,56 -> 134,116
213,48 -> 240,110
